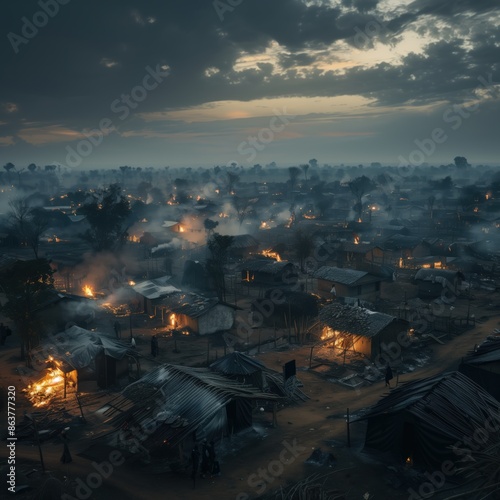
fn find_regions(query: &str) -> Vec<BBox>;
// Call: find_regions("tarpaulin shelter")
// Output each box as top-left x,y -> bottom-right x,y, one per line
103,363 -> 280,461
29,325 -> 139,390
459,337 -> 500,401
354,371 -> 500,471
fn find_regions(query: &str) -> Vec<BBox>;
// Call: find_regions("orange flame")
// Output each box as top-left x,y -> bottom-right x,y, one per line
83,285 -> 94,297
261,249 -> 281,261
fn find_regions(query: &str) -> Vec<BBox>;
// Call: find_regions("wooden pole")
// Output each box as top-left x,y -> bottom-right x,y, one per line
309,345 -> 314,369
75,393 -> 86,423
347,408 -> 351,448
63,371 -> 67,399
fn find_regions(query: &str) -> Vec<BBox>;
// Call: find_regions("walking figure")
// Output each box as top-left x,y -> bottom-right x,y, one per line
60,430 -> 72,464
190,445 -> 200,489
113,321 -> 122,339
385,364 -> 394,388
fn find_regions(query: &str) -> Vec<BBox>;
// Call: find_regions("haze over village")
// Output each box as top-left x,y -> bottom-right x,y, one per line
1,1 -> 500,500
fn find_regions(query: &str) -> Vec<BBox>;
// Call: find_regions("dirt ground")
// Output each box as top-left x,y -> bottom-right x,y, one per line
1,289 -> 500,500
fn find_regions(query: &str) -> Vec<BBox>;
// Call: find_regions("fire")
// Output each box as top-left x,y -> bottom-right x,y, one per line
170,314 -> 176,327
219,212 -> 229,218
101,302 -> 130,316
303,214 -> 317,219
26,361 -> 66,407
261,249 -> 281,261
83,285 -> 94,298
129,234 -> 141,243
260,221 -> 271,230
357,218 -> 362,223
129,280 -> 136,286
354,235 -> 360,245
179,225 -> 185,233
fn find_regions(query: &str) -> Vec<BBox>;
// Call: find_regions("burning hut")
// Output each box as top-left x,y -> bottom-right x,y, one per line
314,266 -> 383,301
317,303 -> 409,359
354,372 -> 500,471
131,276 -> 181,315
160,292 -> 238,335
239,259 -> 298,286
459,337 -> 500,401
27,325 -> 139,405
103,363 -> 280,462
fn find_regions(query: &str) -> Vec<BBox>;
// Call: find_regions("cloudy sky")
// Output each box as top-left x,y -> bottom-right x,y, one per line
1,0 -> 499,169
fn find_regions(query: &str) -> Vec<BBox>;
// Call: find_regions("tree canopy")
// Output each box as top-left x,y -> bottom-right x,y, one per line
78,184 -> 131,251
0,258 -> 54,358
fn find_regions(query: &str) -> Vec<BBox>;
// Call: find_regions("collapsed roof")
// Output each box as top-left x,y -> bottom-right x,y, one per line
30,325 -> 136,373
318,303 -> 399,338
103,363 -> 280,450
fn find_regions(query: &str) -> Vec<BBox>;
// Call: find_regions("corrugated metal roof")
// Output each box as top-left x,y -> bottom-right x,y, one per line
318,302 -> 397,338
462,337 -> 500,365
314,266 -> 369,285
30,325 -> 136,373
132,275 -> 180,299
210,352 -> 266,375
353,372 -> 500,442
239,259 -> 295,274
103,363 -> 279,448
159,292 -> 236,318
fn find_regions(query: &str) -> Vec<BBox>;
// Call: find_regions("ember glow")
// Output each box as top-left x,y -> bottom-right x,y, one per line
261,249 -> 282,261
83,285 -> 94,297
260,221 -> 271,230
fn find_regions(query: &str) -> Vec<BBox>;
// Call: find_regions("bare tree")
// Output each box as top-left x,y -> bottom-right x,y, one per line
8,199 -> 49,258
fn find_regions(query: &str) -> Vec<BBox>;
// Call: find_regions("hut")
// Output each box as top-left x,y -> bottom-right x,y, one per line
102,363 -> 280,462
239,259 -> 298,286
413,269 -> 464,299
317,303 -> 408,359
459,337 -> 500,401
314,266 -> 383,301
354,372 -> 500,471
160,292 -> 238,335
28,325 -> 139,395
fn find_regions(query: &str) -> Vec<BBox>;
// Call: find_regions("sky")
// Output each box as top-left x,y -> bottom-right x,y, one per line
1,0 -> 499,169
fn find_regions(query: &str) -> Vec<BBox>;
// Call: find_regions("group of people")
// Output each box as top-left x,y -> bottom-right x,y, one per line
190,439 -> 220,488
0,323 -> 12,346
151,335 -> 159,357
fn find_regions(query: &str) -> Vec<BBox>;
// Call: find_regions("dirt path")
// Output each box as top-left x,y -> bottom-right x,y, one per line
2,310 -> 500,499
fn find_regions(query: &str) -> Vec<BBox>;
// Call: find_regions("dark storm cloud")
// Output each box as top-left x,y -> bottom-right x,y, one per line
0,0 -> 499,152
